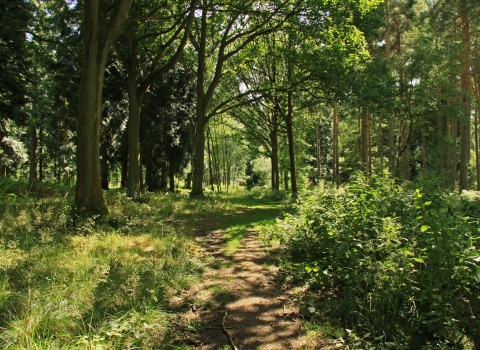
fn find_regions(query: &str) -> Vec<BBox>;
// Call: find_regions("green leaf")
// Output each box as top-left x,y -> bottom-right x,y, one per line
420,225 -> 430,232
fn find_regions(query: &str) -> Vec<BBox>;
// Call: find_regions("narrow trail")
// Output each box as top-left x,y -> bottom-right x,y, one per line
169,210 -> 326,350
194,228 -> 304,349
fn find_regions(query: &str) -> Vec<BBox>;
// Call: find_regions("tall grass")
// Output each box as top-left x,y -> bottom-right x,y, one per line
0,188 -> 216,349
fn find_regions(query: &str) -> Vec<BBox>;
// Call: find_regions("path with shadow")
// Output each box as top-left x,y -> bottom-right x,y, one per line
187,226 -> 308,349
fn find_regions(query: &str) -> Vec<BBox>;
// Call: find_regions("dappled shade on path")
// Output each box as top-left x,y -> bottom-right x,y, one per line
193,229 -> 305,349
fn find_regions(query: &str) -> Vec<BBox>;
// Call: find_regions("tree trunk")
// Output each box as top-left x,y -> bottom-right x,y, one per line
385,0 -> 394,173
169,160 -> 175,192
39,127 -> 44,182
29,124 -> 37,189
286,90 -> 297,195
270,124 -> 280,191
160,162 -> 168,192
400,123 -> 410,180
450,116 -> 458,188
332,104 -> 339,185
121,132 -> 128,188
459,0 -> 471,191
127,78 -> 144,198
100,143 -> 109,190
74,0 -> 131,216
475,34 -> 480,190
186,172 -> 192,189
438,100 -> 444,185
206,123 -> 214,192
361,107 -> 370,174
316,122 -> 321,181
145,141 -> 153,192
212,118 -> 221,193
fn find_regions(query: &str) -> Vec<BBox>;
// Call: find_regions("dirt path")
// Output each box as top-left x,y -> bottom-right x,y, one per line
170,221 -> 321,349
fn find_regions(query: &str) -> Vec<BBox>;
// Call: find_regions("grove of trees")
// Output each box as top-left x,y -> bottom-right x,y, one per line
2,0 -> 480,214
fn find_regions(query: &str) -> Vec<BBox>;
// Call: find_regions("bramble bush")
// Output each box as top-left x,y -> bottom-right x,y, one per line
272,173 -> 480,348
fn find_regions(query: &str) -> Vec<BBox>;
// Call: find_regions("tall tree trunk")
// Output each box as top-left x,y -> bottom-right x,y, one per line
361,107 -> 371,174
459,0 -> 471,191
127,79 -> 144,198
316,122 -> 321,181
191,5 -> 208,197
186,172 -> 192,189
160,162 -> 168,192
450,116 -> 458,188
332,104 -> 339,186
29,124 -> 37,189
169,160 -> 175,192
74,0 -> 131,216
221,115 -> 230,193
121,131 -> 128,188
438,95 -> 444,185
385,0 -> 394,173
145,141 -> 153,192
207,124 -> 214,192
475,33 -> 480,190
286,90 -> 297,195
39,127 -> 43,182
400,123 -> 410,180
271,109 -> 280,191
212,118 -> 221,193
422,130 -> 427,172
378,113 -> 383,173
100,143 -> 109,190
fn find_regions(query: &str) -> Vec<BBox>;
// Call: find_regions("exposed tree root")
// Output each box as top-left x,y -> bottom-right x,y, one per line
222,310 -> 239,350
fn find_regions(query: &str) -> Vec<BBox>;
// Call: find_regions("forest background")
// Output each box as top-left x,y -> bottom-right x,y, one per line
3,0 -> 480,202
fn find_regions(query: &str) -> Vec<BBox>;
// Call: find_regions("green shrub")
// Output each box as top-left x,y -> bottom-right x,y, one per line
273,173 -> 480,348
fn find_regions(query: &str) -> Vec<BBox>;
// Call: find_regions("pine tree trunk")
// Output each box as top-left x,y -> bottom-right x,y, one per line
169,160 -> 175,192
127,78 -> 143,198
29,124 -> 37,189
207,124 -> 214,192
160,162 -> 168,192
332,104 -> 339,185
385,0 -> 394,173
316,123 -> 321,181
145,141 -> 153,192
121,132 -> 128,188
475,34 -> 480,190
361,107 -> 370,174
39,127 -> 43,182
459,0 -> 471,191
286,90 -> 297,195
400,123 -> 410,180
284,169 -> 289,191
100,143 -> 109,190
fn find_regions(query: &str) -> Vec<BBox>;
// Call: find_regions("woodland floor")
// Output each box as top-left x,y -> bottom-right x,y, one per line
169,206 -> 338,350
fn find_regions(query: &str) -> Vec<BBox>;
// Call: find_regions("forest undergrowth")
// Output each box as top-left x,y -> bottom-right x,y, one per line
0,181 -> 292,349
266,174 -> 480,349
1,177 -> 480,349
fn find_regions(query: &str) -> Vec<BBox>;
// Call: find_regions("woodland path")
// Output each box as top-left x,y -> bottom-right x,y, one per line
169,203 -> 336,349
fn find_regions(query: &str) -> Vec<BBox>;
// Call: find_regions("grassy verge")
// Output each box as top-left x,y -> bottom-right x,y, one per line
0,186 -> 291,349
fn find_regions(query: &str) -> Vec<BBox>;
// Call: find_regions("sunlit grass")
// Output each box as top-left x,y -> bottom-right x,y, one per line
0,186 -> 290,348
